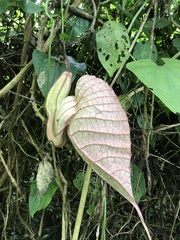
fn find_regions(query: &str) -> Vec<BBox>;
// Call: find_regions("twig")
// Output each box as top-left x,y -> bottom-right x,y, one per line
149,154 -> 180,169
153,123 -> 180,133
170,200 -> 180,239
0,60 -> 33,98
0,151 -> 21,193
2,183 -> 12,240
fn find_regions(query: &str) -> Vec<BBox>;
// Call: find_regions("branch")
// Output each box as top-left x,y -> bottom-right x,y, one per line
0,60 -> 33,99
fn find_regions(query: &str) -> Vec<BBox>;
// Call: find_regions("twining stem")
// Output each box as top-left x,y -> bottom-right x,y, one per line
72,164 -> 92,240
127,0 -> 148,33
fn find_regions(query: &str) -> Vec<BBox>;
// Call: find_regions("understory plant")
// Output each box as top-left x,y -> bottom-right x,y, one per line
44,71 -> 152,240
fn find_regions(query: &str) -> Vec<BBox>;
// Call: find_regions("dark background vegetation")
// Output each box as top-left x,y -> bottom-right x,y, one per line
0,0 -> 180,239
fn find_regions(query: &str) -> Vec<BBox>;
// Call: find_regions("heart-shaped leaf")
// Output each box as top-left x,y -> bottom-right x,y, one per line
68,75 -> 151,239
46,73 -> 151,240
126,58 -> 180,114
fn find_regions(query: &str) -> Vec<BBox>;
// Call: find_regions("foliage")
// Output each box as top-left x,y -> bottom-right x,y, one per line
131,163 -> 146,203
127,58 -> 180,114
0,0 -> 180,240
96,21 -> 130,76
33,50 -> 86,97
29,178 -> 58,218
0,0 -> 41,14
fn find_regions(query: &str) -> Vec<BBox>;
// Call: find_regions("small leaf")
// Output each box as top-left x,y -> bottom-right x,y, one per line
86,204 -> 95,216
133,40 -> 157,62
65,16 -> 90,42
96,21 -> 130,76
73,171 -> 85,191
36,157 -> 54,198
29,178 -> 58,218
59,33 -> 71,42
131,163 -> 146,203
126,58 -> 180,114
67,56 -> 86,75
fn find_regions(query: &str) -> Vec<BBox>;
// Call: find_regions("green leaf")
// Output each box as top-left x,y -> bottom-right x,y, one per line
133,40 -> 157,62
131,163 -> 146,203
96,21 -> 130,76
33,50 -> 69,97
65,16 -> 90,42
29,178 -> 58,218
126,58 -> 180,114
33,50 -> 86,97
173,38 -> 180,51
37,59 -> 67,97
32,50 -> 47,76
86,204 -> 95,216
145,17 -> 170,29
17,0 -> 41,13
59,32 -> 71,42
0,0 -> 11,14
73,171 -> 85,191
67,56 -> 86,75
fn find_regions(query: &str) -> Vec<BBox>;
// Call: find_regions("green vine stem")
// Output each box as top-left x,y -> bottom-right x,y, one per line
72,165 -> 92,240
127,0 -> 148,33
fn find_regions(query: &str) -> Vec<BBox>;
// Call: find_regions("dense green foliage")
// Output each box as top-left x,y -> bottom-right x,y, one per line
0,0 -> 180,239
